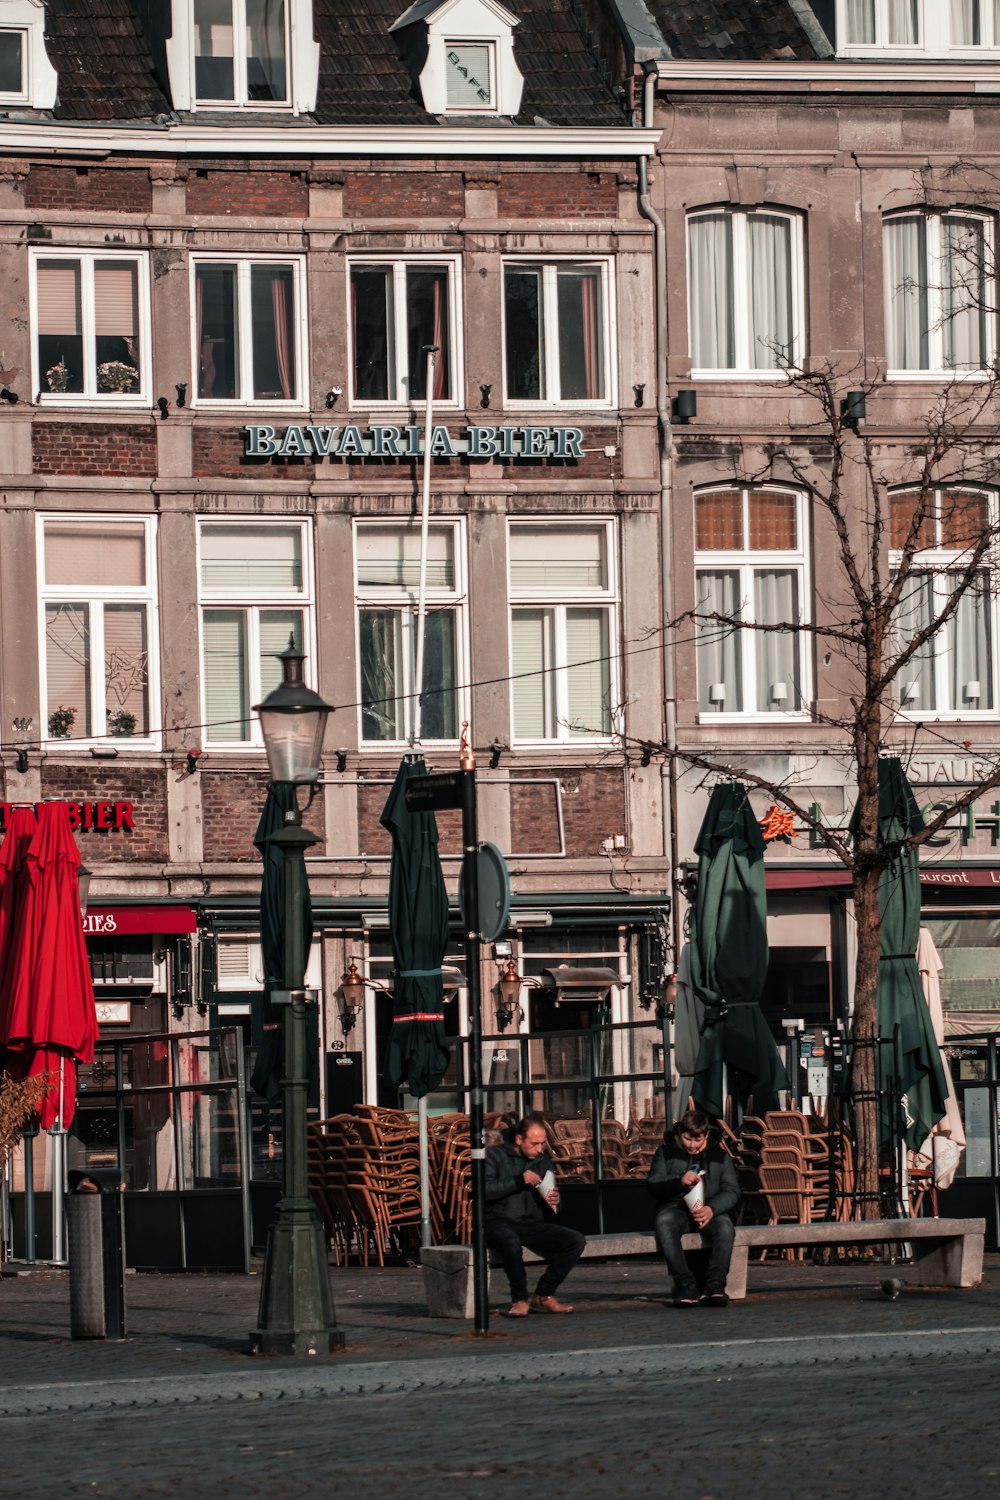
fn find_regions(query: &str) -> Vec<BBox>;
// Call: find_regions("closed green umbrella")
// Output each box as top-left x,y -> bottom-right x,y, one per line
381,758 -> 451,1099
250,783 -> 313,1102
871,758 -> 948,1150
690,781 -> 785,1119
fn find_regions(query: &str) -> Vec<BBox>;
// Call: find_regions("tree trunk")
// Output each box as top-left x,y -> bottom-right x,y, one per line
852,863 -> 882,1219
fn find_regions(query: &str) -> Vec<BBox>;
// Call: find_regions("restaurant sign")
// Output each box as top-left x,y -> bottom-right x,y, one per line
243,423 -> 586,460
0,801 -> 135,832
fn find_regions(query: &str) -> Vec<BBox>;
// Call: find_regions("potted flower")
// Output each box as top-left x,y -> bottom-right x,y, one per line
108,709 -> 137,737
46,359 -> 71,393
48,704 -> 76,739
97,360 -> 138,394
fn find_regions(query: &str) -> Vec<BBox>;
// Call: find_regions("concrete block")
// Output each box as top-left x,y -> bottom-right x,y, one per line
421,1245 -> 484,1319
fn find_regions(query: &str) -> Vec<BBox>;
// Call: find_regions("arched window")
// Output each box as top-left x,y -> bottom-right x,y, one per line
883,210 -> 994,373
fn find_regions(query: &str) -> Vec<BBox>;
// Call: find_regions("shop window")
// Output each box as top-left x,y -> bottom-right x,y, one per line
891,488 -> 997,715
193,256 -> 305,405
687,208 -> 804,375
349,258 -> 458,405
31,251 -> 150,405
355,520 -> 465,744
39,516 -> 158,746
694,487 -> 811,717
504,261 -> 613,406
199,520 -> 314,746
883,211 -> 993,374
508,521 -> 618,742
166,0 -> 319,112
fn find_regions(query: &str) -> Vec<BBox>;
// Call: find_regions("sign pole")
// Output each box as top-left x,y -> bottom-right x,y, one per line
459,729 -> 489,1334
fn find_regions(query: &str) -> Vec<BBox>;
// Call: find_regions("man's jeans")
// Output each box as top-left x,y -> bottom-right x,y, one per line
485,1217 -> 586,1301
654,1201 -> 735,1291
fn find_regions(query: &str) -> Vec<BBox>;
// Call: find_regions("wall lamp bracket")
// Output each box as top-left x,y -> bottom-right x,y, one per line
156,396 -> 170,420
325,387 -> 342,408
15,748 -> 29,774
0,386 -> 18,404
175,382 -> 187,408
479,383 -> 492,409
672,389 -> 697,424
841,391 -> 866,431
640,742 -> 654,767
335,748 -> 348,773
489,738 -> 505,769
186,748 -> 202,776
633,383 -> 645,408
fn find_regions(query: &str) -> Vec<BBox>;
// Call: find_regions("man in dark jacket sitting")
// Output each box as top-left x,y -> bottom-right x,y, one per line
647,1106 -> 740,1307
485,1113 -> 586,1317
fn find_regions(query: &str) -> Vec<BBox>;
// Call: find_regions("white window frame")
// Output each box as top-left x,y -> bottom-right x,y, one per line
165,0 -> 320,113
891,488 -> 999,719
507,518 -> 619,746
37,513 -> 160,751
502,257 -> 617,410
391,0 -> 524,116
838,0 -> 1000,54
347,254 -> 463,409
197,518 -> 316,751
30,249 -> 152,408
190,253 -> 308,410
694,486 -> 812,722
883,210 -> 995,379
353,518 -> 468,749
444,39 -> 497,111
0,2 -> 57,107
686,208 -> 805,380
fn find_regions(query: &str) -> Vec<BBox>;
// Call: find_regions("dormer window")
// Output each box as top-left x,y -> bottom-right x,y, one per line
0,1 -> 58,107
166,0 -> 319,112
391,0 -> 524,117
839,0 -> 1000,53
843,0 -> 919,47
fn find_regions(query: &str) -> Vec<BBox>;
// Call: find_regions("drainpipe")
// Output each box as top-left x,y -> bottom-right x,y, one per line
636,60 -> 680,969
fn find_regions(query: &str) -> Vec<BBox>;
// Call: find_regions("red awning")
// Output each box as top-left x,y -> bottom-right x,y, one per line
83,906 -> 197,936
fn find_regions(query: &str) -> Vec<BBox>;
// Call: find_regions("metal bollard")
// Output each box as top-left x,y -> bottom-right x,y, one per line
67,1170 -> 126,1340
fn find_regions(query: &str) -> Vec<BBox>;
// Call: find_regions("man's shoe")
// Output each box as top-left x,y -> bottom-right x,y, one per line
702,1286 -> 730,1307
531,1294 -> 573,1314
504,1300 -> 530,1318
672,1280 -> 700,1307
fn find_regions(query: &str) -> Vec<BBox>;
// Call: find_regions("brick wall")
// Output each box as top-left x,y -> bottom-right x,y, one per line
501,427 -> 619,481
185,169 -> 308,217
39,767 -> 169,862
343,172 -> 464,219
511,768 -> 625,857
25,165 -> 152,214
357,780 -> 462,858
193,427 -> 306,479
202,772 -> 325,861
33,423 -> 157,476
497,172 -> 618,219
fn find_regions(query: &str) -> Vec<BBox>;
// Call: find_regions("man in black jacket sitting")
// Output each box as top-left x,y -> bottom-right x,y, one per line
647,1106 -> 740,1307
485,1113 -> 586,1317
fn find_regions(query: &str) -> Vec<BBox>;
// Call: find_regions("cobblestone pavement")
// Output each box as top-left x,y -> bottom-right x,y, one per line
2,1256 -> 999,1498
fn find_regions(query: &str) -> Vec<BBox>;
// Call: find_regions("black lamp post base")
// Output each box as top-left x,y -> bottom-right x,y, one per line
249,1202 -> 344,1357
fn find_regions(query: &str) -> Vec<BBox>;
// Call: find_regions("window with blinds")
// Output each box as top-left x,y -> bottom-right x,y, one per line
508,522 -> 616,742
356,526 -> 455,591
40,516 -> 157,744
199,521 -> 313,746
34,252 -> 146,401
445,42 -> 494,109
694,487 -> 809,716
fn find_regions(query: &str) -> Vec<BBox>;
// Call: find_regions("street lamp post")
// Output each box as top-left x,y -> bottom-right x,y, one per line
249,639 -> 343,1356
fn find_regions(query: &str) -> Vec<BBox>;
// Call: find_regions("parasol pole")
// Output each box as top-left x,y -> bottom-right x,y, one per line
413,342 -> 438,1249
50,1056 -> 67,1263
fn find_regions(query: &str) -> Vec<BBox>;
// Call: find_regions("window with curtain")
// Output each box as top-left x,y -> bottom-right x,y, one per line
842,0 -> 1000,50
0,29 -> 25,96
192,0 -> 288,104
891,489 -> 997,714
842,0 -> 919,44
509,523 -> 617,741
33,252 -> 147,401
504,261 -> 611,405
349,260 -> 454,404
883,212 -> 992,373
193,257 -> 302,403
355,522 -> 464,744
694,489 -> 809,715
40,517 -> 157,743
687,209 -> 802,373
198,521 -> 313,744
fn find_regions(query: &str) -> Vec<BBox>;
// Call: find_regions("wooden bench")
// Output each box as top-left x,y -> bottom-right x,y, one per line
530,1217 -> 985,1301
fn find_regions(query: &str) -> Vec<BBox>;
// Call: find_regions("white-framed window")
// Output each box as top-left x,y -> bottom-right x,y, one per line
508,521 -> 618,743
687,209 -> 805,376
0,3 -> 57,107
355,520 -> 467,745
38,515 -> 159,747
192,255 -> 307,406
503,260 -> 615,407
389,0 -> 524,116
445,40 -> 496,109
694,487 -> 811,717
349,257 -> 461,406
892,488 -> 997,716
198,520 -> 315,747
883,211 -> 993,375
30,251 -> 151,405
165,0 -> 319,112
839,0 -> 1000,52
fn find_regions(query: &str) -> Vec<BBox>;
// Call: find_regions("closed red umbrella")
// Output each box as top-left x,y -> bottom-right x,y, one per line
0,803 -> 97,1129
0,807 -> 38,989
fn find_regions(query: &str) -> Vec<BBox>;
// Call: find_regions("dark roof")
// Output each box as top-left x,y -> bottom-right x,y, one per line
45,0 -> 172,121
644,1 -> 822,61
